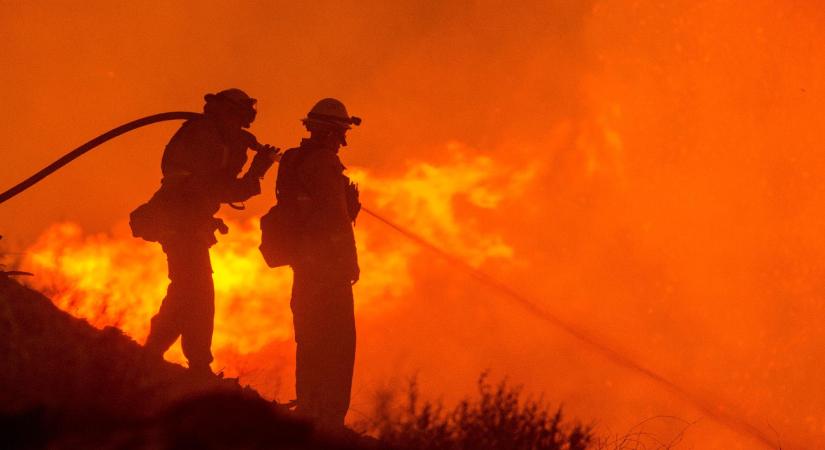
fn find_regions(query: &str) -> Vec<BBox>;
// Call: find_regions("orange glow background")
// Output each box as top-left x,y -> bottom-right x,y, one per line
2,2 -> 824,448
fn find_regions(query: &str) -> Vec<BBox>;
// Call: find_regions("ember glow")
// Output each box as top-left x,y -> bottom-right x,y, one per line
4,1 -> 825,448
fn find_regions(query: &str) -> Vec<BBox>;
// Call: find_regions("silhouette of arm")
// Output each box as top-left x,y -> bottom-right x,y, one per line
214,173 -> 260,203
164,121 -> 264,204
216,144 -> 279,203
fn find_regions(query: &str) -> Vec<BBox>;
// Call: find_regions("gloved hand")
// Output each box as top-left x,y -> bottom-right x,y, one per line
246,144 -> 281,179
213,218 -> 229,234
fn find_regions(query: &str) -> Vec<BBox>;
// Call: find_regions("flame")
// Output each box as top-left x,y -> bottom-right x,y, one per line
22,149 -> 527,395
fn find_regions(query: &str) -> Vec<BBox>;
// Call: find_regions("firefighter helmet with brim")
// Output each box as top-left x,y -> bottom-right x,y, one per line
204,88 -> 257,108
303,98 -> 361,130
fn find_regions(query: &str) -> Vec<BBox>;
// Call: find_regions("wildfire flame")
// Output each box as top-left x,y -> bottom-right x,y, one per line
22,149 -> 529,397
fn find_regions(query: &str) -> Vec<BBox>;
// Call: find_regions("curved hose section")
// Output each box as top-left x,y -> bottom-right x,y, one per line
0,111 -> 202,205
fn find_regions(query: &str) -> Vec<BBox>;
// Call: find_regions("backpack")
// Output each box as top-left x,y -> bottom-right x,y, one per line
129,199 -> 166,243
259,149 -> 311,268
129,188 -> 175,243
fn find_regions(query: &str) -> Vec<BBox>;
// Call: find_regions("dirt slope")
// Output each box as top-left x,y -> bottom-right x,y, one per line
0,276 -> 369,449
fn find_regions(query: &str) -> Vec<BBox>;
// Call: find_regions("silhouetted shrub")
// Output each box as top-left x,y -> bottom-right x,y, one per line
360,374 -> 591,450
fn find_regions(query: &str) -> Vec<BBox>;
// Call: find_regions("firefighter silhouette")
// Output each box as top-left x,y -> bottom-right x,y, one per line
131,89 -> 279,375
264,98 -> 361,426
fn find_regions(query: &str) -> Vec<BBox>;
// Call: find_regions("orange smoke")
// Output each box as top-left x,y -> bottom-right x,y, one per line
4,1 -> 825,449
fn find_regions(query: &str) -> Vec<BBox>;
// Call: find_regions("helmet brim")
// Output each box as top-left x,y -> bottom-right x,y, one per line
302,117 -> 351,130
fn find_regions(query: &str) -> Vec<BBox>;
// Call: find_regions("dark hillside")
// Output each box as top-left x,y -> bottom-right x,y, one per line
0,276 -> 594,449
0,276 -> 240,416
0,277 -> 367,449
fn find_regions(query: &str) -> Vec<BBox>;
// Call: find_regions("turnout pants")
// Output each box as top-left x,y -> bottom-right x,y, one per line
144,239 -> 215,370
291,263 -> 356,427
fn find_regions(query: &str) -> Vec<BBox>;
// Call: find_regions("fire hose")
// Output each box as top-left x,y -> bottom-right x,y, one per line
0,113 -> 778,448
0,112 -> 195,204
0,111 -> 270,205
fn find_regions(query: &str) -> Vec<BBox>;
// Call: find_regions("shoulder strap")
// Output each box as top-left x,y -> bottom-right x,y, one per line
275,148 -> 312,203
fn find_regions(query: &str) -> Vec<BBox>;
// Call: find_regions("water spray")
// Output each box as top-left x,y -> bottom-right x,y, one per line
359,208 -> 779,448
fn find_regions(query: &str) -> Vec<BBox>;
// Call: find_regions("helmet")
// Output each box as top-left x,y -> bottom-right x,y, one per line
303,98 -> 361,130
204,88 -> 257,128
204,88 -> 257,108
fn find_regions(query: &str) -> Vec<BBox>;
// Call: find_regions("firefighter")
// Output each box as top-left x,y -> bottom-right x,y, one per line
133,89 -> 279,376
272,98 -> 361,427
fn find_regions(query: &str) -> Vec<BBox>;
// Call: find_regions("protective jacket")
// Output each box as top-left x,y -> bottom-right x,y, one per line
278,138 -> 359,426
131,115 -> 262,246
140,114 -> 264,372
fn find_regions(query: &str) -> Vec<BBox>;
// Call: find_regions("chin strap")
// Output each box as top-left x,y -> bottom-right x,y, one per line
0,111 -> 203,205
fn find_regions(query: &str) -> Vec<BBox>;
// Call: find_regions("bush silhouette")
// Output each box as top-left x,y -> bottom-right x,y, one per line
361,373 -> 591,450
